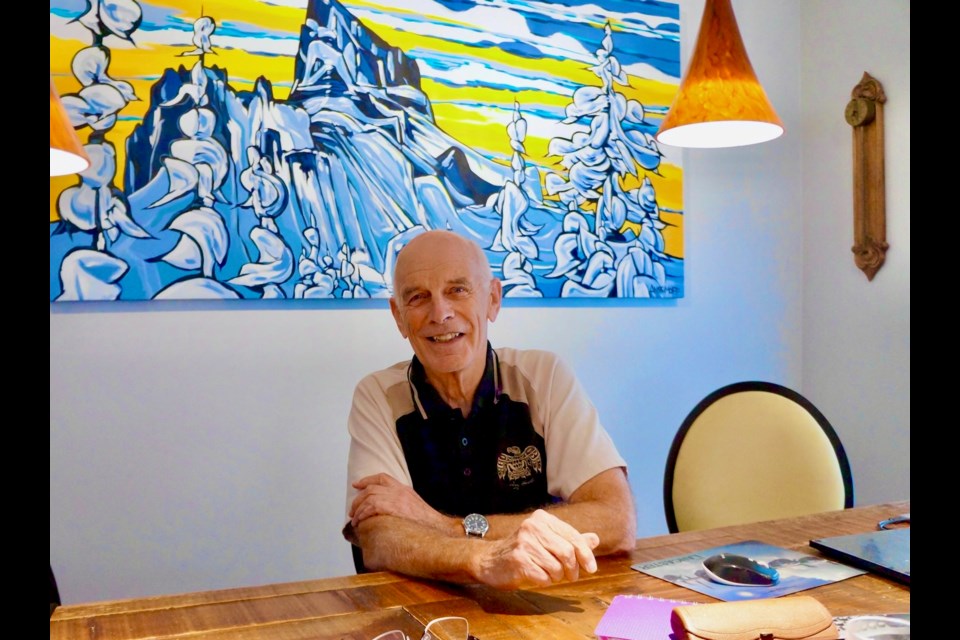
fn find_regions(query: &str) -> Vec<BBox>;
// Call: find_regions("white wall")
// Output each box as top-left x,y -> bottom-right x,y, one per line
800,1 -> 910,507
50,0 -> 909,605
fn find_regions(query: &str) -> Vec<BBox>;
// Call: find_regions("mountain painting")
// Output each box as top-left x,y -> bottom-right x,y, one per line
49,0 -> 684,301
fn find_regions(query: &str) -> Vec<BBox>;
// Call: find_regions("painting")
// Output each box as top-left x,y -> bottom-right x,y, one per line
50,0 -> 684,301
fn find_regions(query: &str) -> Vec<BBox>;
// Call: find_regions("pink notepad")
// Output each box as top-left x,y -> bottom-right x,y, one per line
594,594 -> 697,640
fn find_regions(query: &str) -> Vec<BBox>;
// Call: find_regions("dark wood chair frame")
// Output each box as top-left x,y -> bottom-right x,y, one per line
662,380 -> 854,533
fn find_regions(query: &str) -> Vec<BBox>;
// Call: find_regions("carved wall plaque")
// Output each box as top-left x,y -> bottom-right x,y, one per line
845,72 -> 887,281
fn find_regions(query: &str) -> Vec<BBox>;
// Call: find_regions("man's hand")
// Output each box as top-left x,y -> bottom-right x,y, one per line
350,473 -> 451,531
471,509 -> 600,590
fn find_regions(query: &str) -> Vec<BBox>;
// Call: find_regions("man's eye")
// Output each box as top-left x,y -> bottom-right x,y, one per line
407,293 -> 426,304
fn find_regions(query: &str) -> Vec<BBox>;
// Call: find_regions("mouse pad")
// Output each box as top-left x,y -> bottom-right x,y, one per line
631,540 -> 865,601
810,528 -> 909,585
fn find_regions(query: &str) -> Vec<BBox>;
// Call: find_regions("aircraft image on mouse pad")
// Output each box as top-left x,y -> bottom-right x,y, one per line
631,540 -> 865,601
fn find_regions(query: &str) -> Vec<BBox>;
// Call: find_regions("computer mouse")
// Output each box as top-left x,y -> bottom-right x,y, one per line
702,553 -> 780,586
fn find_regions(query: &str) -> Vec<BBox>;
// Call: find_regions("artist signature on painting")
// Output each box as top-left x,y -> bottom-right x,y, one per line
650,285 -> 680,296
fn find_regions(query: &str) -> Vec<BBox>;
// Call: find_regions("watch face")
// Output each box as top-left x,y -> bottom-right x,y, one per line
464,513 -> 489,537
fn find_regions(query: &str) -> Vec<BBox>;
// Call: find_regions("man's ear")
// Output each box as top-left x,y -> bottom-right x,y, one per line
389,298 -> 408,338
487,278 -> 503,322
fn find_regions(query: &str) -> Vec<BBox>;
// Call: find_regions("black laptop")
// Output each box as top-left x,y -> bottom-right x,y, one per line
810,527 -> 909,585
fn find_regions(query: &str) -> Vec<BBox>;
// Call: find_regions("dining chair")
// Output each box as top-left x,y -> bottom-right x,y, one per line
663,381 -> 854,533
351,543 -> 369,574
50,565 -> 61,617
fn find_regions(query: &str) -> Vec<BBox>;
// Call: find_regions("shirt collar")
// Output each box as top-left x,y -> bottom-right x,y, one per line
407,342 -> 501,420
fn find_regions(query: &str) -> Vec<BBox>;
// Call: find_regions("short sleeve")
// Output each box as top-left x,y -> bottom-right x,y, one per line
529,350 -> 627,499
343,372 -> 413,535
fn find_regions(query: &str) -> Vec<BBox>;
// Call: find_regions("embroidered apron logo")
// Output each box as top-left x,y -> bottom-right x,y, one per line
497,445 -> 543,482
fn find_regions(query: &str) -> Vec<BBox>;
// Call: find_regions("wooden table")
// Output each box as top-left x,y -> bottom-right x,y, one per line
50,501 -> 909,639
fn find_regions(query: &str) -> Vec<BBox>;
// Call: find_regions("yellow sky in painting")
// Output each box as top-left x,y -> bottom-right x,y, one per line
50,0 -> 682,258
361,12 -> 682,218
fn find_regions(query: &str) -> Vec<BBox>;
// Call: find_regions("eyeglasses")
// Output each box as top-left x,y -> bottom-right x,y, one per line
372,615 -> 478,640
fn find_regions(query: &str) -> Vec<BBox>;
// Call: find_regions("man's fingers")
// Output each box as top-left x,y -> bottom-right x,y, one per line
553,536 -> 590,581
523,511 -> 598,578
349,495 -> 373,525
349,485 -> 387,521
352,472 -> 398,490
524,541 -> 568,582
481,525 -> 598,590
560,528 -> 598,574
349,474 -> 403,517
574,533 -> 600,574
526,530 -> 581,582
349,483 -> 381,516
348,492 -> 366,518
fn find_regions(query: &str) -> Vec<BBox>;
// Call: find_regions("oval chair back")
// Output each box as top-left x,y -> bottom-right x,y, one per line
663,381 -> 853,533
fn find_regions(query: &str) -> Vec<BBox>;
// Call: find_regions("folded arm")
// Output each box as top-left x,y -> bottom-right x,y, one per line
489,466 -> 636,554
355,509 -> 600,590
348,467 -> 635,588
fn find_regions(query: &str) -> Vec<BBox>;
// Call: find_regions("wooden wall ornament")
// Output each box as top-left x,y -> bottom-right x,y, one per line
845,72 -> 887,281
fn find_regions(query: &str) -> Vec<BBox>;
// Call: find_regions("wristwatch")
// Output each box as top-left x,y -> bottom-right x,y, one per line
463,513 -> 489,538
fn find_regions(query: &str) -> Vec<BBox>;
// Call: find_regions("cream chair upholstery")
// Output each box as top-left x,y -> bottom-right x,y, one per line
663,381 -> 853,533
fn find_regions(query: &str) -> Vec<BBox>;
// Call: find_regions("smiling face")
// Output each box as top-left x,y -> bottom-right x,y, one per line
390,231 -> 502,391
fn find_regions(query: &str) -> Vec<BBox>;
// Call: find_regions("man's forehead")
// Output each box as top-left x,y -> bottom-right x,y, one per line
395,258 -> 490,299
397,266 -> 478,291
397,246 -> 481,276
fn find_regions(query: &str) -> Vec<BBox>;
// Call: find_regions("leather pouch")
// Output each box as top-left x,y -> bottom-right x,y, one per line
670,595 -> 839,640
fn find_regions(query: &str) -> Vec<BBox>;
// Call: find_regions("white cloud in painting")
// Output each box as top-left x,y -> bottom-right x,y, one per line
349,1 -> 678,84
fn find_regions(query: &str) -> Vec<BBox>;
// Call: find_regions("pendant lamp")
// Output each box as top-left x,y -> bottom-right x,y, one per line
50,77 -> 91,176
655,0 -> 784,149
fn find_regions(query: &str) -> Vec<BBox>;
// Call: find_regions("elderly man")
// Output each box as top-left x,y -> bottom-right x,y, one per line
343,229 -> 636,590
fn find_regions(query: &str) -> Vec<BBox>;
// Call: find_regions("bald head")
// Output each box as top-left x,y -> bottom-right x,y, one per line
392,230 -> 492,300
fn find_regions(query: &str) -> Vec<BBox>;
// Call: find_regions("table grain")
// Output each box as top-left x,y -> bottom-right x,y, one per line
50,501 -> 910,640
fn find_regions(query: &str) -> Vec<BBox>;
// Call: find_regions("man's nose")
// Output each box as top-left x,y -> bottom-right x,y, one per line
428,296 -> 454,323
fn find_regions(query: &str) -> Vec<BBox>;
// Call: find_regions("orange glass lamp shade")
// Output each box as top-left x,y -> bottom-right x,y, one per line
50,77 -> 91,176
655,0 -> 784,149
